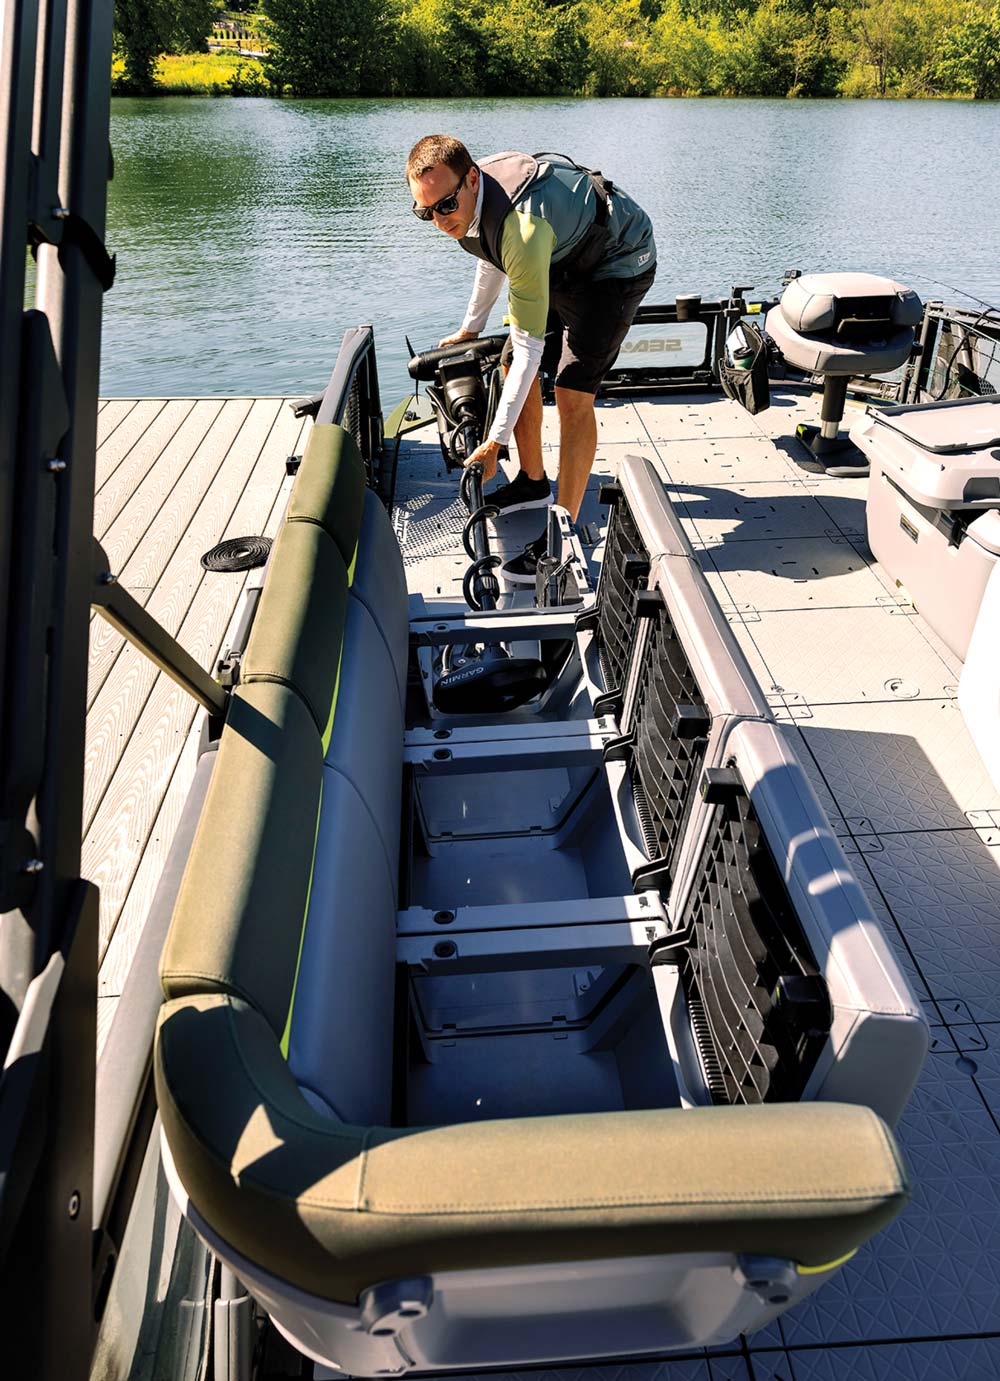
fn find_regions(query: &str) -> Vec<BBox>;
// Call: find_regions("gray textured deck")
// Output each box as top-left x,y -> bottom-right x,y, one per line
394,384 -> 1000,1381
91,396 -> 307,1053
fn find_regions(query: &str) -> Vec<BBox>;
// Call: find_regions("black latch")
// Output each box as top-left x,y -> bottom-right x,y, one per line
598,481 -> 623,506
701,766 -> 741,804
592,687 -> 623,718
672,702 -> 710,739
772,974 -> 832,1038
30,211 -> 116,291
286,454 -> 302,476
634,588 -> 665,620
622,552 -> 650,581
216,651 -> 243,689
602,730 -> 635,763
632,857 -> 672,894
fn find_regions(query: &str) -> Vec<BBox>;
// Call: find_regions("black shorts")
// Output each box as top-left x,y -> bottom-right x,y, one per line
543,264 -> 656,394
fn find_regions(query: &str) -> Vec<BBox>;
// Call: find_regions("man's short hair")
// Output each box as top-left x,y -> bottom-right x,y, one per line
406,135 -> 474,183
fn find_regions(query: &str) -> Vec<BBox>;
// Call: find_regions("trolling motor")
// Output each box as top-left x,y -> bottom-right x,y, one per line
407,339 -> 548,714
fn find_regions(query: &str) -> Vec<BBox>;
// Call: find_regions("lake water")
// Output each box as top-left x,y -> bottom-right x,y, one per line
101,97 -> 1000,401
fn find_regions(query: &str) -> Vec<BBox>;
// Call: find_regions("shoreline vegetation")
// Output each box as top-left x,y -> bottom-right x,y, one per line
113,0 -> 1000,100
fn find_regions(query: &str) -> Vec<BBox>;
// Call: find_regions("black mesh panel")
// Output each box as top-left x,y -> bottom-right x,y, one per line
679,780 -> 831,1105
628,605 -> 709,880
595,498 -> 646,694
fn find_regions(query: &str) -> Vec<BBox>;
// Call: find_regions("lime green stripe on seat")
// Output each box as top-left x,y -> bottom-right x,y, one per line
321,641 -> 345,756
347,541 -> 358,587
279,777 -> 324,1060
796,1248 -> 857,1275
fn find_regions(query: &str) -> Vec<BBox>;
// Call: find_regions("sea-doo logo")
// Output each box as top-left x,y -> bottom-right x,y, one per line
621,338 -> 683,355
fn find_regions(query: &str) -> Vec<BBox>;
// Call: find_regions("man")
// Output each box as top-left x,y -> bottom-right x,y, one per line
406,135 -> 656,584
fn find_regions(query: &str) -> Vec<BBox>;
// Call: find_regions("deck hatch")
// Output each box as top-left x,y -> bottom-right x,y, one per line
627,599 -> 710,890
678,769 -> 831,1104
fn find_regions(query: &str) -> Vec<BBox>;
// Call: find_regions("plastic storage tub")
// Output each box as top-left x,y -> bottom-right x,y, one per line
852,396 -> 1000,661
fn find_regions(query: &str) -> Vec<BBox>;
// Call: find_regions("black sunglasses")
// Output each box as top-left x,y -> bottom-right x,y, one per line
412,170 -> 470,222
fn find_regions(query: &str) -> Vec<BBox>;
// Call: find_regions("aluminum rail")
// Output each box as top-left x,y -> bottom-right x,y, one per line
0,0 -> 114,1370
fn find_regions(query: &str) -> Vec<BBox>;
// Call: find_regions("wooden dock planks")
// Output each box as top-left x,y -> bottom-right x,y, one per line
88,396 -> 308,1047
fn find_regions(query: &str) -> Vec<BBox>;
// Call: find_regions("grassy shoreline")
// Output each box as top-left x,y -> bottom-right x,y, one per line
114,50 -> 981,100
113,52 -> 270,96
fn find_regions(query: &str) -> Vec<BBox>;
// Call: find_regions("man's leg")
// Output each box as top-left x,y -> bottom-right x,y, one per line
511,375 -> 545,482
553,385 -> 597,522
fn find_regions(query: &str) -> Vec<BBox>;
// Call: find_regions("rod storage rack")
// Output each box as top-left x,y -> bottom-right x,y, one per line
582,457 -> 925,1127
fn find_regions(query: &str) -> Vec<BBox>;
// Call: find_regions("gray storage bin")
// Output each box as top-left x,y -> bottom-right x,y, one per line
853,396 -> 1000,660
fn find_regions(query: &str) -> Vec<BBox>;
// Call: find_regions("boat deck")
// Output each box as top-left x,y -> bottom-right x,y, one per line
391,387 -> 1000,1381
90,396 -> 306,1052
92,384 -> 1000,1379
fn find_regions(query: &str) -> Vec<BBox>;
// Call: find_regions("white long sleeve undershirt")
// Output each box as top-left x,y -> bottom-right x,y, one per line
460,261 -> 545,447
486,325 -> 544,446
460,258 -> 506,335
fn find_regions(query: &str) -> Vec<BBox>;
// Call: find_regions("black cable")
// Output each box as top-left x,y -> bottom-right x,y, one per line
462,504 -> 499,561
463,556 -> 501,611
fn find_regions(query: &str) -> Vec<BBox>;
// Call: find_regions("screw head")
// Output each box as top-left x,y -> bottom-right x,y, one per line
46,458 -> 67,472
68,1190 -> 81,1219
22,858 -> 44,874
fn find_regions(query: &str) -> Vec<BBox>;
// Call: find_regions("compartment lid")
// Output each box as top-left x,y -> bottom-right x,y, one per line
851,404 -> 1000,510
873,395 -> 1000,454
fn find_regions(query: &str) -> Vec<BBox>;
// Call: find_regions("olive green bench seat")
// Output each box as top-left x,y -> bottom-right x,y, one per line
155,424 -> 913,1374
157,999 -> 907,1364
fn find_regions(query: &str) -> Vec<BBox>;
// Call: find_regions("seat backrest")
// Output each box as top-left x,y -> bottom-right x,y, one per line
766,273 -> 922,377
160,423 -> 404,1125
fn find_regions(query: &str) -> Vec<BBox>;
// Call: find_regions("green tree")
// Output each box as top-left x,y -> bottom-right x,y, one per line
651,1 -> 725,93
728,0 -> 825,95
263,0 -> 393,95
114,0 -> 217,93
932,0 -> 1000,96
829,0 -> 916,95
579,0 -> 665,94
478,0 -> 588,93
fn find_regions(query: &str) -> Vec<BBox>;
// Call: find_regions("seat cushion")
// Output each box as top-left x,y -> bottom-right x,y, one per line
160,682 -> 323,1039
350,490 -> 409,713
766,305 -> 916,377
288,424 -> 367,570
325,596 -> 403,890
157,990 -> 910,1306
241,520 -> 349,747
285,766 -> 397,1126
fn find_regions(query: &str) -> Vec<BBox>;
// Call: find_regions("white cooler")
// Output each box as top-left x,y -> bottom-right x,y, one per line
852,395 -> 1000,662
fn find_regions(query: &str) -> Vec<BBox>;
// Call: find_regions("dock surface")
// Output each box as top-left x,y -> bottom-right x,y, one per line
91,396 -> 307,1051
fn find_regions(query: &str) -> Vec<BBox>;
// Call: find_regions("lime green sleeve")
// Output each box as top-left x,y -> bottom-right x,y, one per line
500,210 -> 556,341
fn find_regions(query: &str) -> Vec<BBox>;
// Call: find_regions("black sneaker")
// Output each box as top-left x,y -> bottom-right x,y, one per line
501,532 -> 548,586
488,470 -> 553,517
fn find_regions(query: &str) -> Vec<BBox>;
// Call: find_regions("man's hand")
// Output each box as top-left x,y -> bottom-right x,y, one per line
438,328 -> 478,348
463,438 -> 501,483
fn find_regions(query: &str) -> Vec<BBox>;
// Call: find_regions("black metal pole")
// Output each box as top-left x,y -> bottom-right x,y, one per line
0,0 -> 115,1368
